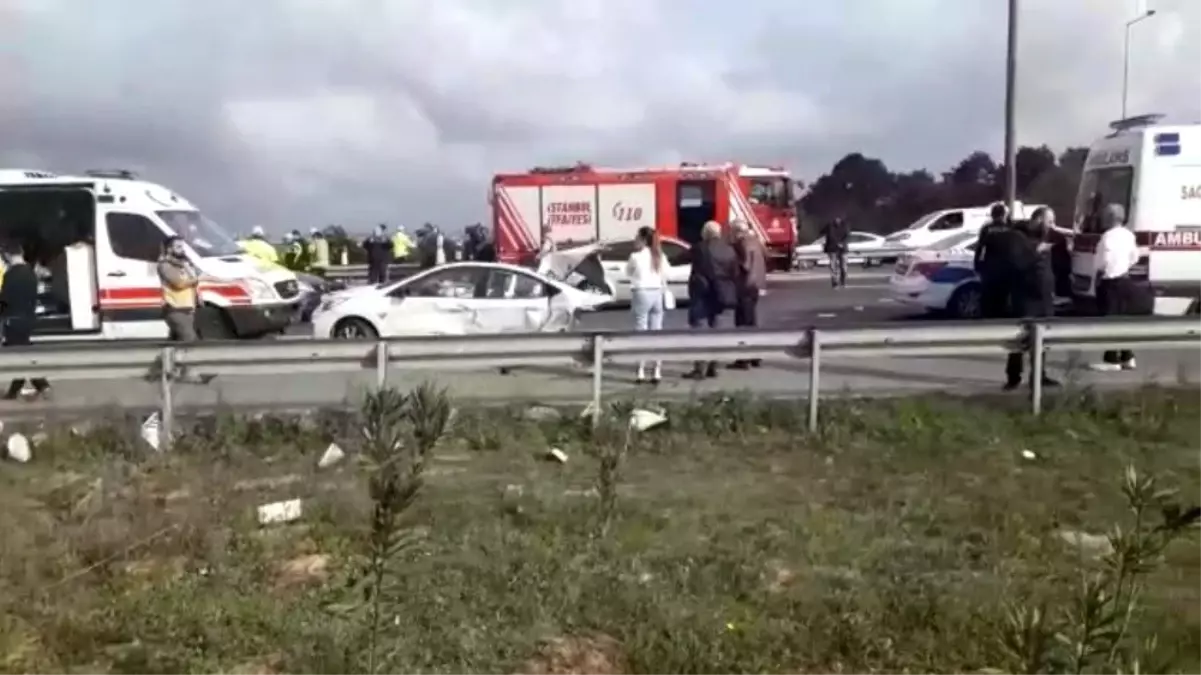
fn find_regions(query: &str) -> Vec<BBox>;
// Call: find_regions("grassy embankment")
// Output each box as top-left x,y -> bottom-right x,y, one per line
0,385 -> 1197,674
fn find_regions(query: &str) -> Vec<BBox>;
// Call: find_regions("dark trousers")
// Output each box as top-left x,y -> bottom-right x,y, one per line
733,287 -> 761,367
1097,276 -> 1135,363
367,262 -> 389,284
2,316 -> 50,398
981,280 -> 1009,319
687,293 -> 723,375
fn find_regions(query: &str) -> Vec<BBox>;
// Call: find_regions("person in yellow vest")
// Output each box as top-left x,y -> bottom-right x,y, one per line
238,225 -> 279,264
307,227 -> 331,277
392,225 -> 414,262
282,230 -> 306,271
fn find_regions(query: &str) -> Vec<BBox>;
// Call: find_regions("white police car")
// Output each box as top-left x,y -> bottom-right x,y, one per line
888,231 -> 984,318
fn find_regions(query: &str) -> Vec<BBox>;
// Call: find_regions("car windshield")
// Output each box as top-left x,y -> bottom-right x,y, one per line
157,210 -> 243,257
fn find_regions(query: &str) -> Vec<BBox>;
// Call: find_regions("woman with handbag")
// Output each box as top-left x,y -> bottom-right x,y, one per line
626,226 -> 670,385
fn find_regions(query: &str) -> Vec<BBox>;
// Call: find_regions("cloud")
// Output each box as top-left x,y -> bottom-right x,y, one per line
1,0 -> 1198,233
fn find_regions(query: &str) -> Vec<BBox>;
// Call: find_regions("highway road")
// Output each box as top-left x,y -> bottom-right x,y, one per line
4,271 -> 1198,415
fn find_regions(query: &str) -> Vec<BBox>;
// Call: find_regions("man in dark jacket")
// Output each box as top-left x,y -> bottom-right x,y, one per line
0,244 -> 51,400
685,220 -> 739,379
973,203 -> 1017,319
730,219 -> 767,369
362,224 -> 393,284
821,216 -> 850,288
1003,208 -> 1061,390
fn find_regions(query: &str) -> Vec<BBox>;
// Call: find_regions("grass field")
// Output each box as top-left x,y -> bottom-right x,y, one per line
0,386 -> 1197,674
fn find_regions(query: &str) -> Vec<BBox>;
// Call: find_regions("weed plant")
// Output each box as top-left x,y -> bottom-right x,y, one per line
0,385 -> 1195,673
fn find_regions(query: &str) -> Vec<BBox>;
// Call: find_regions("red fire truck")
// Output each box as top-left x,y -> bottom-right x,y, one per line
491,162 -> 797,269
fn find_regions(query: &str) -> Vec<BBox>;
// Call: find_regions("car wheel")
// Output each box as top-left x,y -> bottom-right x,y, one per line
947,284 -> 983,319
332,317 -> 378,340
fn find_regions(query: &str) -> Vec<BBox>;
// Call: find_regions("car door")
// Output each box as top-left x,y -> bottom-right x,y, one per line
382,266 -> 489,335
100,211 -> 170,339
660,238 -> 692,299
478,268 -> 562,332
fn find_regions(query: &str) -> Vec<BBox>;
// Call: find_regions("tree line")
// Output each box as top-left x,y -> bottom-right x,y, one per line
796,145 -> 1090,241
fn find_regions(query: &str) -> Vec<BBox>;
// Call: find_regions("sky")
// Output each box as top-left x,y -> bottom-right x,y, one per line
1,0 -> 1198,234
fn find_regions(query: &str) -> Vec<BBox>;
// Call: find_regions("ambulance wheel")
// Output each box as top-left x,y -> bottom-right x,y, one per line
333,317 -> 378,340
197,305 -> 237,340
947,284 -> 983,319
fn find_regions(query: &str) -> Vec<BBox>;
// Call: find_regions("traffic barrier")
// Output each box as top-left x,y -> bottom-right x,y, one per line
0,317 -> 1195,449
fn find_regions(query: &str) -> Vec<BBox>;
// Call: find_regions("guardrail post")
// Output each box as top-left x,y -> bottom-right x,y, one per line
807,328 -> 821,433
1030,321 -> 1046,416
590,334 -> 605,427
375,340 -> 389,389
159,346 -> 175,452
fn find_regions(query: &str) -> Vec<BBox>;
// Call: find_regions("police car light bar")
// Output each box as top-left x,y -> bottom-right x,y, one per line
1108,114 -> 1166,132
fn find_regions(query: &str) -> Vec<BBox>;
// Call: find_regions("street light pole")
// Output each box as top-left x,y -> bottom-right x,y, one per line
1003,0 -> 1018,214
1122,9 -> 1157,119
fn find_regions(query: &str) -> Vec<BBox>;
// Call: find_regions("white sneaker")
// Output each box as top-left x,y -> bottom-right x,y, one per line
1121,358 -> 1137,371
1089,362 -> 1122,372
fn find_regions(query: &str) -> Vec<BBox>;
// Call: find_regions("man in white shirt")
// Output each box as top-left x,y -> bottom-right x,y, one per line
1090,204 -> 1140,371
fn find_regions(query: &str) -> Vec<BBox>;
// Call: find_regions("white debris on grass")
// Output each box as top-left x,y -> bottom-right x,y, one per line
547,448 -> 568,463
257,498 -> 303,526
317,442 -> 345,469
1021,449 -> 1037,460
523,405 -> 562,423
141,412 -> 162,451
629,408 -> 667,432
1056,529 -> 1114,559
6,433 -> 30,463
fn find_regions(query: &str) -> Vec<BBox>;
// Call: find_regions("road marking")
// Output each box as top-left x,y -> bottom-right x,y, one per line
817,313 -> 837,318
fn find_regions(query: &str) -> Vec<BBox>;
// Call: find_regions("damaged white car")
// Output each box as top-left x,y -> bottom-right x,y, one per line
311,262 -> 613,339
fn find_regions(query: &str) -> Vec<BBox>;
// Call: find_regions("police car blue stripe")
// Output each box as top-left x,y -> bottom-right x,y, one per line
1153,132 -> 1180,144
1156,144 -> 1181,156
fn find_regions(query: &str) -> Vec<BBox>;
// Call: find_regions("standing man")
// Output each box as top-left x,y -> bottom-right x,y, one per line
1003,207 -> 1061,390
730,219 -> 767,369
363,224 -> 393,284
157,236 -> 216,383
684,221 -> 739,380
973,203 -> 1015,319
1090,204 -> 1141,372
821,216 -> 850,289
307,228 -> 330,278
0,243 -> 51,401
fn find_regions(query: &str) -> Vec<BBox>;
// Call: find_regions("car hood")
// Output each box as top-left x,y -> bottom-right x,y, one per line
536,243 -> 608,291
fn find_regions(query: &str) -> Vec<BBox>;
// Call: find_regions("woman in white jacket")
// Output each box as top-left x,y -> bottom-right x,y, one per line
626,226 -> 668,384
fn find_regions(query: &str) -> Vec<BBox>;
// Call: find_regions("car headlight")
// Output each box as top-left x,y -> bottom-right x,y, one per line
244,278 -> 277,302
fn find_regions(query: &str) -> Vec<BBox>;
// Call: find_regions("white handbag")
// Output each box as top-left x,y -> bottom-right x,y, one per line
663,288 -> 677,310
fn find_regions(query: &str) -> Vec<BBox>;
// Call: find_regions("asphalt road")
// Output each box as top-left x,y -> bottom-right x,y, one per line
4,270 -> 1198,416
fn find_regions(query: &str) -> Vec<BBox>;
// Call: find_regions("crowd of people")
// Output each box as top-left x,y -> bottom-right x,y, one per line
970,201 -> 1146,391
618,219 -> 767,384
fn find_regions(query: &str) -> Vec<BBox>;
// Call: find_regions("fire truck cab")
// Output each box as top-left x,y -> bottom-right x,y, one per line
492,162 -> 796,269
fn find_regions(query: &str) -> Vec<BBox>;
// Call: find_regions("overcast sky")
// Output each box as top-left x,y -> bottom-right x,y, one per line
1,0 -> 1198,233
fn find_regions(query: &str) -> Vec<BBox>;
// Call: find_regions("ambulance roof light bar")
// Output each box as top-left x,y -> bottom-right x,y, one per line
1108,114 -> 1165,133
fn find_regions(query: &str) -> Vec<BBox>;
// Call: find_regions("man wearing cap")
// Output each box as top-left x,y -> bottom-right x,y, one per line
973,203 -> 1016,319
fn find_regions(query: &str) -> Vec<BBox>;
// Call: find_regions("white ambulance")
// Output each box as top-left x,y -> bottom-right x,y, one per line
0,169 -> 300,341
1070,115 -> 1201,315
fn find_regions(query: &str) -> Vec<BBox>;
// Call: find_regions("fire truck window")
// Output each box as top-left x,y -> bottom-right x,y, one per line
678,185 -> 705,208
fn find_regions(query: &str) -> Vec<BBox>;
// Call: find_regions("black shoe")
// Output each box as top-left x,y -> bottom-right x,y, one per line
650,377 -> 661,387
705,363 -> 719,378
1003,380 -> 1021,392
1038,377 -> 1061,388
727,361 -> 750,370
749,359 -> 762,368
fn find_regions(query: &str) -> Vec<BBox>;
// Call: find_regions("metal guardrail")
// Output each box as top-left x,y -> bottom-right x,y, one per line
324,263 -> 421,281
0,317 -> 1196,449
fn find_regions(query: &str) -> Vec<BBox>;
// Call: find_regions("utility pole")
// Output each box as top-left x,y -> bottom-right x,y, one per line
1003,0 -> 1018,214
1122,9 -> 1157,119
